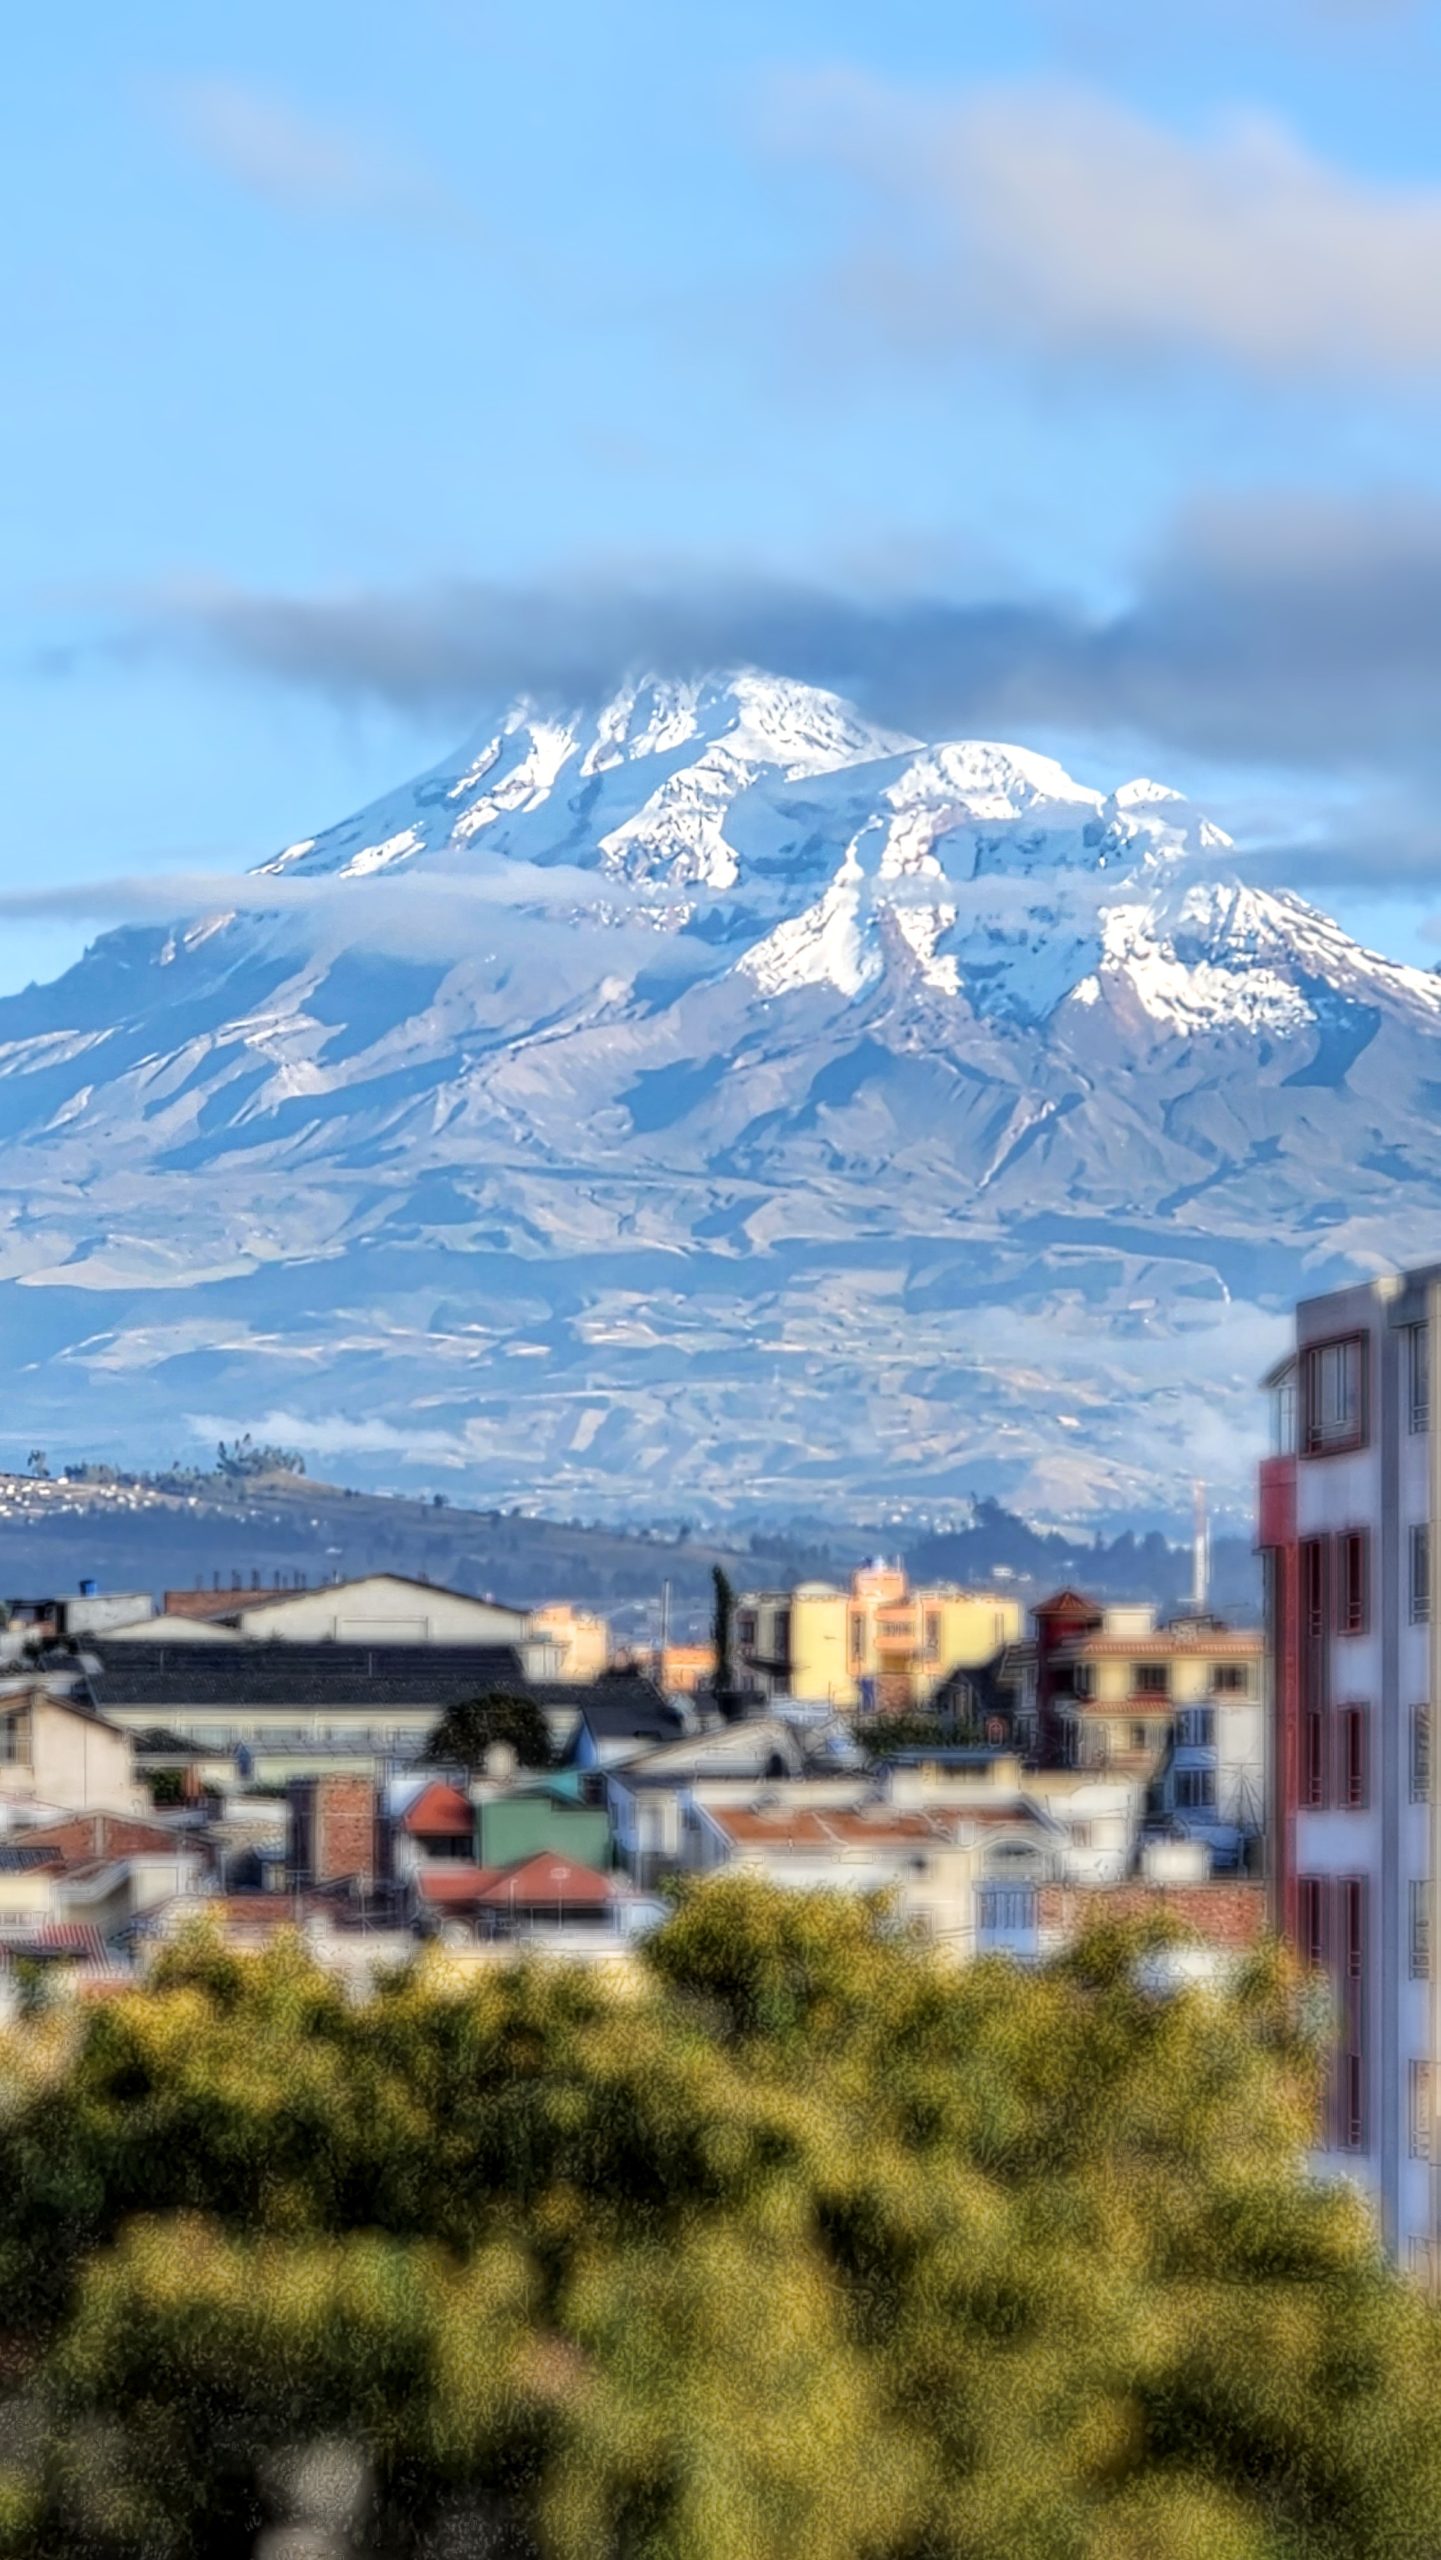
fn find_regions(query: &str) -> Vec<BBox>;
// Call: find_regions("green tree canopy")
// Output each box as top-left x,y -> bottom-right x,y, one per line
0,1883 -> 1437,2558
425,1688 -> 553,1771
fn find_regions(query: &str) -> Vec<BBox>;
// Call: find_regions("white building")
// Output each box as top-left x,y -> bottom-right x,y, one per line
1260,1264 -> 1441,2275
105,1574 -> 549,1666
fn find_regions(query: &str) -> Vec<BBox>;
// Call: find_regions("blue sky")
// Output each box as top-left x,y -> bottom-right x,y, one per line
6,0 -> 1441,991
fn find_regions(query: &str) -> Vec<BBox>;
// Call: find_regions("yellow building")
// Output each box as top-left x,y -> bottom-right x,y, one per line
528,1605 -> 610,1684
735,1565 -> 1021,1712
1047,1615 -> 1263,1788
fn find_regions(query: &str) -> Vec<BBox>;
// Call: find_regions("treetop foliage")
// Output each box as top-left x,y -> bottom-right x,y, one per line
0,1881 -> 1435,2558
424,1689 -> 553,1772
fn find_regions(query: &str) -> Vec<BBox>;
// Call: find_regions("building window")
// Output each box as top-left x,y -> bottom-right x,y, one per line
1411,2061 -> 1434,2161
1339,1879 -> 1367,2153
924,1610 -> 940,1659
1298,1876 -> 1326,1969
849,1614 -> 864,1666
1412,1525 -> 1431,1625
1410,1322 -> 1431,1434
0,1711 -> 32,1767
1302,1335 -> 1367,1456
1302,1539 -> 1327,1642
1271,1363 -> 1297,1457
736,1611 -> 757,1654
1344,1877 -> 1365,1980
1336,1532 -> 1369,1636
1343,2051 -> 1366,2153
1302,1705 -> 1326,1809
1178,1705 -> 1215,1748
1413,1706 -> 1432,1805
1411,1880 -> 1431,1980
1339,1705 -> 1369,1810
1213,1664 -> 1250,1695
1130,1722 -> 1149,1753
1134,1664 -> 1170,1697
1175,1768 -> 1216,1810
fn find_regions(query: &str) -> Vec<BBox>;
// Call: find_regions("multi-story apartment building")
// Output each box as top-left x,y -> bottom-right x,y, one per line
735,1564 -> 1021,1713
1259,1264 -> 1441,2273
1041,1606 -> 1264,1859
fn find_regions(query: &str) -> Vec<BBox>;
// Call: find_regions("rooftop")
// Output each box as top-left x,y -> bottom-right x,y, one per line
399,1780 -> 473,1839
87,1641 -> 530,1710
705,1804 -> 965,1850
416,1850 -> 615,1909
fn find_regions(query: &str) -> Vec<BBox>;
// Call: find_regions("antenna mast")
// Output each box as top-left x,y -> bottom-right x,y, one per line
1191,1479 -> 1210,1614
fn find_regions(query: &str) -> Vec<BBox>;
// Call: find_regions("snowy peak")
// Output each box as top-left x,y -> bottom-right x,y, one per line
240,673 -> 1438,1041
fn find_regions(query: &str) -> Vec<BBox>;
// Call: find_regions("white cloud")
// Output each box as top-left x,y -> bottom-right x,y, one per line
184,1408 -> 473,1465
160,76 -> 465,228
774,73 -> 1441,378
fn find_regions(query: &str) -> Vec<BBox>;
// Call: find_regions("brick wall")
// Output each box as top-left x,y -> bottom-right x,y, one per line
1035,1881 -> 1266,1952
304,1777 -> 375,1889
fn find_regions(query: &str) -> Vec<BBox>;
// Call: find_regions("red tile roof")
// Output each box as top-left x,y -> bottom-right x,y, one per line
415,1851 -> 614,1909
1055,1632 -> 1263,1660
476,1851 -> 613,1907
14,1814 -> 183,1864
707,1806 -> 959,1850
162,1588 -> 294,1619
400,1781 -> 472,1840
0,1922 -> 108,1963
415,1865 -> 502,1906
1035,1882 -> 1266,1952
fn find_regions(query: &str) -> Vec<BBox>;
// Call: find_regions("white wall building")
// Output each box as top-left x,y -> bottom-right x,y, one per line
1261,1264 -> 1441,2275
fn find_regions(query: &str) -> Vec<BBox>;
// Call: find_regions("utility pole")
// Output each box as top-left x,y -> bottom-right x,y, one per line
1191,1480 -> 1210,1614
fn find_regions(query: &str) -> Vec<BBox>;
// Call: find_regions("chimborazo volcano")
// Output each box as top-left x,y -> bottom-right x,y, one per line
1,671 -> 1435,1523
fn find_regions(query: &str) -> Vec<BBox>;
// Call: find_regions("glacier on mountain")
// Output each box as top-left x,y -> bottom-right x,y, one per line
0,669 -> 1438,1527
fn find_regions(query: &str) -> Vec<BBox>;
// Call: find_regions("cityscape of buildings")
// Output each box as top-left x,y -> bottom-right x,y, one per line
7,1267 -> 1441,2283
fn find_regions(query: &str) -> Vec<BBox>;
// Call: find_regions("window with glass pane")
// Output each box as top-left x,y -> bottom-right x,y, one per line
1413,1706 -> 1432,1804
1271,1364 -> 1297,1456
1412,1524 -> 1431,1625
1411,1322 -> 1431,1433
1337,1531 -> 1368,1635
1340,1705 -> 1368,1809
1412,1879 -> 1431,1979
1302,1336 -> 1366,1454
1412,2060 -> 1434,2159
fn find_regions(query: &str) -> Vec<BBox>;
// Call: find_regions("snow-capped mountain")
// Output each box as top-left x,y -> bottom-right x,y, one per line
2,669 -> 1438,1525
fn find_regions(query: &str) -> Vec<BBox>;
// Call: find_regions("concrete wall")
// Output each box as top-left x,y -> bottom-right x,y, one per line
232,1577 -> 531,1646
0,1697 -> 140,1814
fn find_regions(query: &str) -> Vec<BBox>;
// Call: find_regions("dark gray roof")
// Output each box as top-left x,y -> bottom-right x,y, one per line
86,1641 -> 529,1713
544,1676 -> 684,1752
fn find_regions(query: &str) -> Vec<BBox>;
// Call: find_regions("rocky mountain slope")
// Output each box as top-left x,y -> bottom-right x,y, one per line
2,671 -> 1438,1524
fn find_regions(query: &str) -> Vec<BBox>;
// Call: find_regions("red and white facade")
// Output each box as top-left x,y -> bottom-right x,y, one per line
1260,1268 -> 1441,2273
